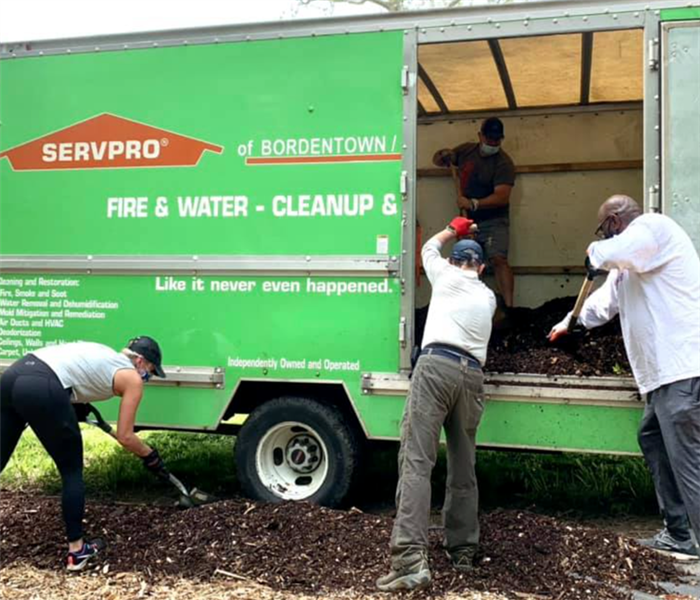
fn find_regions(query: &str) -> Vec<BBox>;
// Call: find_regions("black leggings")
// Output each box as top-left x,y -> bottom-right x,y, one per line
0,354 -> 85,542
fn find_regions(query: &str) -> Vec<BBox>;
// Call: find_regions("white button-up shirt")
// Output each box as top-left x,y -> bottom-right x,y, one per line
582,213 -> 700,394
421,239 -> 497,366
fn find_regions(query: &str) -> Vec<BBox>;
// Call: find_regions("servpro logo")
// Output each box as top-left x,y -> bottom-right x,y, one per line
43,139 -> 163,163
0,113 -> 223,171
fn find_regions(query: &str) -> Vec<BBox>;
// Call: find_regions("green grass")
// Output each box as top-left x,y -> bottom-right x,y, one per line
1,429 -> 657,515
0,427 -> 237,501
361,444 -> 658,516
474,450 -> 657,515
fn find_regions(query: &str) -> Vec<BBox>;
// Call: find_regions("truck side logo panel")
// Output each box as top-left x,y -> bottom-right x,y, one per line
0,113 -> 224,171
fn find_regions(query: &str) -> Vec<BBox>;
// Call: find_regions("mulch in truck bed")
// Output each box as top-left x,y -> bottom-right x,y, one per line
0,491 -> 681,600
417,295 -> 631,377
487,296 -> 631,376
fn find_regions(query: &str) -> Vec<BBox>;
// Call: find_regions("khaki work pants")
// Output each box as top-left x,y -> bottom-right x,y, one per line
390,353 -> 485,566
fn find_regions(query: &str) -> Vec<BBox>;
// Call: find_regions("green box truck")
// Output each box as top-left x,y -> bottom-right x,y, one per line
1,0 -> 699,505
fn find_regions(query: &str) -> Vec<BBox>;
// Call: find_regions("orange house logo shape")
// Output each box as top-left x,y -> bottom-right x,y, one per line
0,113 -> 224,171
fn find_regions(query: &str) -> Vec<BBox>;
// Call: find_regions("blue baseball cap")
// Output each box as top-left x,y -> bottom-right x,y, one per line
451,239 -> 484,264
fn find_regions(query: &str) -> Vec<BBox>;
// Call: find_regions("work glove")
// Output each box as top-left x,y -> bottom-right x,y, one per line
547,313 -> 572,343
142,448 -> 170,480
585,256 -> 606,280
72,403 -> 91,423
448,216 -> 475,238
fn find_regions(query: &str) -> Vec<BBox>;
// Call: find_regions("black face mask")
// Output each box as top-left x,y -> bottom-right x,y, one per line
595,214 -> 620,240
140,370 -> 152,383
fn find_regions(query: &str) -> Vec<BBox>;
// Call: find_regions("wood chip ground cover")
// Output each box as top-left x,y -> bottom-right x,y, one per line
0,492 -> 682,599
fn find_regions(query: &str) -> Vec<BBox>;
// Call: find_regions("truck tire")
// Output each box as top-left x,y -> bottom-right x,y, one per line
235,396 -> 360,507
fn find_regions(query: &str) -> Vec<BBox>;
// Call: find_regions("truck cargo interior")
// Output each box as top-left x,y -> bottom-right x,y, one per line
415,28 -> 644,312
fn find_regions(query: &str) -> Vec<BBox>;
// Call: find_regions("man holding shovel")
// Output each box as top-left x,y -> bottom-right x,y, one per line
549,194 -> 700,558
0,336 -> 169,571
377,216 -> 497,592
433,117 -> 516,309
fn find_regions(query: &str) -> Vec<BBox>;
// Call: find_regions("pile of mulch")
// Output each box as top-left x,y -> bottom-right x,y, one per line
0,492 -> 680,599
487,297 -> 630,376
416,297 -> 631,377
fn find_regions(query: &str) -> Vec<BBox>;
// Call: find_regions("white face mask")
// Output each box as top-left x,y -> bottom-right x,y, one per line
480,143 -> 500,156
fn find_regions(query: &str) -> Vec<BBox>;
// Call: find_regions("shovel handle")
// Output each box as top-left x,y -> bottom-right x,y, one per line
86,405 -> 116,437
568,277 -> 595,332
85,406 -> 197,502
449,164 -> 461,196
449,165 -> 469,218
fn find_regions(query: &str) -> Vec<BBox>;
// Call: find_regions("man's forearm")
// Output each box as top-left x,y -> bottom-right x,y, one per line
422,227 -> 456,268
429,228 -> 457,247
587,222 -> 658,273
474,191 -> 510,209
116,430 -> 152,457
578,271 -> 620,327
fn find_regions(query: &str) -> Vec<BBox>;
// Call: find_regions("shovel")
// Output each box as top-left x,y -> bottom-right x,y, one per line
567,277 -> 596,333
85,406 -> 217,509
567,258 -> 607,332
449,164 -> 469,218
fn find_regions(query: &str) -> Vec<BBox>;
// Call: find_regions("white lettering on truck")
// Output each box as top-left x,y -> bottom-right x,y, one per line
177,196 -> 249,218
42,140 -> 161,163
273,194 -> 374,217
260,136 -> 387,156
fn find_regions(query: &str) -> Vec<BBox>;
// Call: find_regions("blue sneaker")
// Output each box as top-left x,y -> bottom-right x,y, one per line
639,528 -> 699,560
66,538 -> 107,571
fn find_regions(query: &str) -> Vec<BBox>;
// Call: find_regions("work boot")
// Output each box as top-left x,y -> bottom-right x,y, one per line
638,528 -> 699,559
376,552 -> 431,592
66,538 -> 107,572
447,545 -> 477,572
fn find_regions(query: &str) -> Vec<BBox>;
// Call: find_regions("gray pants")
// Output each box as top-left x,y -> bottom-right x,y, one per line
390,353 -> 485,566
638,377 -> 700,544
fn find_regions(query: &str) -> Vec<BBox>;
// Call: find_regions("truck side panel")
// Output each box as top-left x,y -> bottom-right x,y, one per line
0,32 -> 406,431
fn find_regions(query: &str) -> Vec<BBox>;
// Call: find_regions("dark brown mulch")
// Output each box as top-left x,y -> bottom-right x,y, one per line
0,492 -> 680,599
415,296 -> 631,377
487,296 -> 631,376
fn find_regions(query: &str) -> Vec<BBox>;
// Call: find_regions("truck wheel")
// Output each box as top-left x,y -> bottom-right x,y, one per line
235,396 -> 360,507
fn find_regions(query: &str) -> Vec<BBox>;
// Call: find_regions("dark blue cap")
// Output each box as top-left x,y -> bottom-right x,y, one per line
481,117 -> 504,140
128,335 -> 166,378
451,239 -> 484,264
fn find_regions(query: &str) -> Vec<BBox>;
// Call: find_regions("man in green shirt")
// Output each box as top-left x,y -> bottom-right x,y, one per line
433,117 -> 516,308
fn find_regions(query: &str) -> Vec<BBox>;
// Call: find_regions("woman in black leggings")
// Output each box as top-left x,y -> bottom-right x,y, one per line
0,336 -> 168,571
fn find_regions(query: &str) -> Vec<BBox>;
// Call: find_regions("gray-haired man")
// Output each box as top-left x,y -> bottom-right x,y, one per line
377,216 -> 497,592
549,194 -> 700,558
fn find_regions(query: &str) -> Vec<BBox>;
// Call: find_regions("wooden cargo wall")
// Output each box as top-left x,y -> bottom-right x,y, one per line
416,109 -> 643,307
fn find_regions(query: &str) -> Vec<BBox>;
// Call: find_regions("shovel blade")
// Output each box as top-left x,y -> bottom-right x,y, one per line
189,487 -> 218,505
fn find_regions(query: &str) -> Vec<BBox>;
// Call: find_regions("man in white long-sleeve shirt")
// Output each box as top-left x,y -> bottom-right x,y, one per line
549,194 -> 700,557
377,216 -> 497,592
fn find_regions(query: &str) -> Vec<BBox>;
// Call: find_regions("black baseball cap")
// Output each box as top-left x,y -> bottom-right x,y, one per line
128,335 -> 166,378
451,239 -> 484,264
481,117 -> 504,140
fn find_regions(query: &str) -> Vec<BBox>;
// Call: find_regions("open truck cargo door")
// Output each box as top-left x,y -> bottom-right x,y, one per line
660,8 -> 700,252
